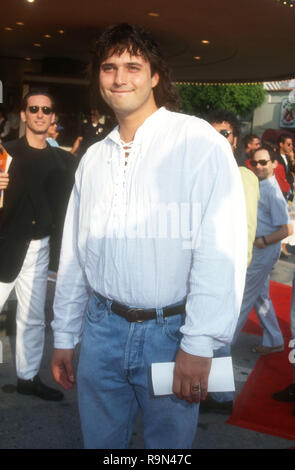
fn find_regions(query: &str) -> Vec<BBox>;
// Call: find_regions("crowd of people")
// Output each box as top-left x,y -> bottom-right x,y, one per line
0,22 -> 294,449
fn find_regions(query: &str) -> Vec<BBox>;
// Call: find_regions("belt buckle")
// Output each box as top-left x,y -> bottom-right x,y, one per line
127,308 -> 144,323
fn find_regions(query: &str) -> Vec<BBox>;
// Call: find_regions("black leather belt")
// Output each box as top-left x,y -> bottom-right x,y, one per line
110,301 -> 186,323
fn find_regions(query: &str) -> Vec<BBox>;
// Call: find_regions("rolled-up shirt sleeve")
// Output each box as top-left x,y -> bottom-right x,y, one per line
51,164 -> 89,349
180,139 -> 248,358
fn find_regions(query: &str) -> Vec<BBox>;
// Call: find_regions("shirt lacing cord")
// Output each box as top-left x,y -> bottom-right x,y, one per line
120,139 -> 134,166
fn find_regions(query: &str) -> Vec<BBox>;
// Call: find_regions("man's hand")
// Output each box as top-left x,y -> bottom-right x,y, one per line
70,136 -> 83,155
253,237 -> 266,249
173,349 -> 212,403
51,349 -> 75,390
0,173 -> 9,190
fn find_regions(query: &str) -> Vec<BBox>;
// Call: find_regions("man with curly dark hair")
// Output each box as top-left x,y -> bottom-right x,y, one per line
51,23 -> 247,449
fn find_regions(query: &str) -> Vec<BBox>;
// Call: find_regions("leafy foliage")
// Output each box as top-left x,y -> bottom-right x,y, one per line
176,83 -> 266,118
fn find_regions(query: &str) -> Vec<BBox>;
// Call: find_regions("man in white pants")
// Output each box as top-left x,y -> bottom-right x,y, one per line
0,91 -> 74,400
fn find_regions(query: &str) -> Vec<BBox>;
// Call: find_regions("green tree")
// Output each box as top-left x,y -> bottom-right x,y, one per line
176,83 -> 266,118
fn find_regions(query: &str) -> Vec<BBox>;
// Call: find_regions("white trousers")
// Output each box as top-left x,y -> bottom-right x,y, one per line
232,243 -> 284,347
0,237 -> 49,380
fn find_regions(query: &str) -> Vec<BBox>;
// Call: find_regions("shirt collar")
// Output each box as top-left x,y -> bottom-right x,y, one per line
105,107 -> 167,146
260,175 -> 275,186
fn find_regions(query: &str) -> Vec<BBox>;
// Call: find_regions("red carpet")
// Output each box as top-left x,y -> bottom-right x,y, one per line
241,281 -> 292,339
228,281 -> 295,442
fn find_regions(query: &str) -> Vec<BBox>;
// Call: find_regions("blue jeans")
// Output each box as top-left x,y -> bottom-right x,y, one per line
77,293 -> 199,449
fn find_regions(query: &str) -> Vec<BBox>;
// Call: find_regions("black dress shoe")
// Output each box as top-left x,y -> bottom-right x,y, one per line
272,383 -> 295,402
17,374 -> 64,402
199,394 -> 233,415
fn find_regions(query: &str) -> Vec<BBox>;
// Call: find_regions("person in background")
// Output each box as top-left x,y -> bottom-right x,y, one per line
203,109 -> 259,414
277,133 -> 294,201
208,110 -> 259,267
0,109 -> 10,144
232,144 -> 293,355
51,23 -> 247,449
5,105 -> 20,142
0,91 -> 76,401
239,133 -> 261,165
287,145 -> 295,173
46,119 -> 64,148
246,139 -> 292,257
71,108 -> 114,158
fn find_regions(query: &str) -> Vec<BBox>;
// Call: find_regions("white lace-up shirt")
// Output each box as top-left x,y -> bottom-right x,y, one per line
52,107 -> 248,357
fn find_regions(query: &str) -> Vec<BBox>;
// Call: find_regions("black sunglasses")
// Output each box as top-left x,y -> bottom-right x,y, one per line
219,129 -> 232,138
28,106 -> 53,115
250,159 -> 271,167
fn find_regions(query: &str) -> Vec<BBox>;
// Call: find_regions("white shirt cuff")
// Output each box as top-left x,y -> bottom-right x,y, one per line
180,335 -> 214,358
53,332 -> 80,349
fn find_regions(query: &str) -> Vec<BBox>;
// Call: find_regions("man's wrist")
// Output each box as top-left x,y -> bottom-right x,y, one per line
262,235 -> 268,246
53,332 -> 77,349
180,336 -> 213,358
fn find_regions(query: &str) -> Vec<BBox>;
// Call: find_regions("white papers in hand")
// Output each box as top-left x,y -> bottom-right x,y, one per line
151,357 -> 235,396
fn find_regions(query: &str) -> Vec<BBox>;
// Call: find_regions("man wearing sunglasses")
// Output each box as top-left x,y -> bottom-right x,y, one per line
0,91 -> 75,401
232,144 -> 293,353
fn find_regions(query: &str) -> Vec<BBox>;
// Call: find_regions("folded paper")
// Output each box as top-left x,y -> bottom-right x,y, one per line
151,357 -> 235,396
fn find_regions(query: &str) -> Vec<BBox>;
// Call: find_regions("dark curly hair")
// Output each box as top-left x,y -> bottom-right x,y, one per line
254,143 -> 277,162
278,133 -> 293,145
89,23 -> 179,113
206,109 -> 240,138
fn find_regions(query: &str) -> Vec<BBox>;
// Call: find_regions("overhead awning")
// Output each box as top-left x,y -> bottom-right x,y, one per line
1,0 -> 295,82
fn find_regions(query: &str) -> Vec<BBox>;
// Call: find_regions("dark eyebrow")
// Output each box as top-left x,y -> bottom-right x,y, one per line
101,61 -> 143,68
127,62 -> 143,66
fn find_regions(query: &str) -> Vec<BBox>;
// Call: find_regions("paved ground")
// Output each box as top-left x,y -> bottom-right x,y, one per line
0,250 -> 295,449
